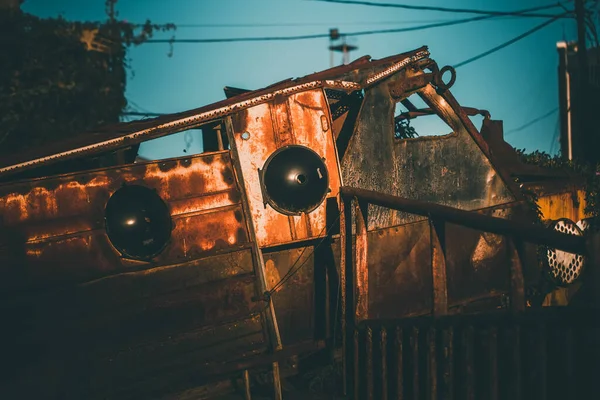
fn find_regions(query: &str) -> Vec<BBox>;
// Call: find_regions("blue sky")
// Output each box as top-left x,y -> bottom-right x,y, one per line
22,0 -> 578,159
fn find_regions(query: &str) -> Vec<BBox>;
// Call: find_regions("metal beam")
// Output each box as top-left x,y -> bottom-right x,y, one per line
340,186 -> 587,255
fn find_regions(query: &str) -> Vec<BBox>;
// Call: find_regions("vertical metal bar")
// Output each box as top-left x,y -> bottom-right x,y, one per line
381,327 -> 388,400
443,327 -> 454,400
314,245 -> 327,340
366,326 -> 374,400
428,328 -> 437,400
489,327 -> 498,400
272,362 -> 282,400
412,327 -> 420,400
341,195 -> 354,397
430,219 -> 448,316
538,323 -> 547,400
215,125 -> 225,151
355,200 -> 369,322
396,327 -> 404,400
225,117 -> 283,352
565,328 -> 575,400
587,232 -> 600,307
243,370 -> 252,400
354,329 -> 360,398
513,325 -> 522,400
507,238 -> 525,312
463,326 -> 475,400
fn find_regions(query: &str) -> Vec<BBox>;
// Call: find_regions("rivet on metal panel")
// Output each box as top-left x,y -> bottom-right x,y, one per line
320,114 -> 330,132
241,132 -> 250,140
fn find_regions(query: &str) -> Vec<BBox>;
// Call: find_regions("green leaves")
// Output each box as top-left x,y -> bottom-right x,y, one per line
516,149 -> 600,218
0,7 -> 175,160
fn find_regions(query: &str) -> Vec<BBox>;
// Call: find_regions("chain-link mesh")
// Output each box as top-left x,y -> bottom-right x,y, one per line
546,218 -> 585,286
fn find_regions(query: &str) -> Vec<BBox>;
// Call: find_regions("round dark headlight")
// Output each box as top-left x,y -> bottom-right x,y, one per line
261,145 -> 329,215
105,184 -> 172,260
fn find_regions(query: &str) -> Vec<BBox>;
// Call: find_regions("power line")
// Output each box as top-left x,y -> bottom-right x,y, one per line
146,5 -> 568,44
505,108 -> 559,135
454,13 -> 566,68
134,19 -> 455,28
311,0 -> 572,18
146,32 -> 327,43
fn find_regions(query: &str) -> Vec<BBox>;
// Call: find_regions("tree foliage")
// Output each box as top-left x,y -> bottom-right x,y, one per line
0,1 -> 175,160
516,149 -> 600,218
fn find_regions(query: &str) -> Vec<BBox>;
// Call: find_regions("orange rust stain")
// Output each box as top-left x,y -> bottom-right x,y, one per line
165,206 -> 248,260
26,248 -> 42,257
168,190 -> 240,216
233,104 -> 292,247
25,218 -> 94,243
144,153 -> 232,201
1,176 -> 112,225
232,91 -> 342,248
264,259 -> 281,292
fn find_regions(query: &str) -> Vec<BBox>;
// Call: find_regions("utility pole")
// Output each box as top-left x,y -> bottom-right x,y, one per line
329,28 -> 358,67
575,0 -> 591,163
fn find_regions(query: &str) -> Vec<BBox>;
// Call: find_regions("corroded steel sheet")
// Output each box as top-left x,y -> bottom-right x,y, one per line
537,190 -> 587,222
4,250 -> 267,399
367,221 -> 433,319
0,151 -> 249,292
263,247 -> 315,346
1,43 -> 587,400
341,72 -> 515,231
231,89 -> 341,248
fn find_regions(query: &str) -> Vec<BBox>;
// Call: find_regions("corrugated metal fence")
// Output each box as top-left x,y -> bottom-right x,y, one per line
350,308 -> 600,400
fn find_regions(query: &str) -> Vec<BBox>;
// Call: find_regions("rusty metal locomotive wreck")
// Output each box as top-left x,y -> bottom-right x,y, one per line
0,47 -> 597,399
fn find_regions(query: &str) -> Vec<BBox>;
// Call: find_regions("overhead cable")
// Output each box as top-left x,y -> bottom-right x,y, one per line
505,108 -> 559,135
146,4 -> 569,44
454,13 -> 566,68
311,0 -> 572,18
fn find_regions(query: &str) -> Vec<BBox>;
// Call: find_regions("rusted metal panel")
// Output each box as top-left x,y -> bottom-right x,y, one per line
262,247 -> 315,346
367,221 -> 433,319
341,70 -> 515,230
230,89 -> 341,248
537,190 -> 588,222
340,187 -> 586,254
445,222 -> 510,310
288,90 -> 342,235
231,103 -> 292,246
355,200 -> 368,321
2,249 -> 270,398
430,219 -> 448,316
0,151 -> 249,292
